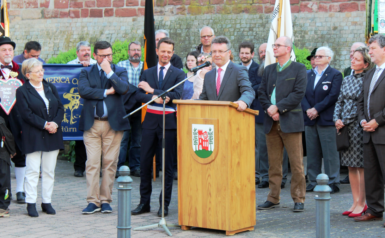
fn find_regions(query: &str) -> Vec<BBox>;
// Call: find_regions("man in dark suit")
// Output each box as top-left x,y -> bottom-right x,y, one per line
199,36 -> 255,110
257,36 -> 307,212
238,41 -> 260,184
302,47 -> 343,194
131,37 -> 184,217
355,34 -> 385,224
78,41 -> 130,214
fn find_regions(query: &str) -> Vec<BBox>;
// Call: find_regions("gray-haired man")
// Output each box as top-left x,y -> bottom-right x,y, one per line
68,41 -> 97,67
116,41 -> 144,178
196,26 -> 215,54
67,41 -> 97,177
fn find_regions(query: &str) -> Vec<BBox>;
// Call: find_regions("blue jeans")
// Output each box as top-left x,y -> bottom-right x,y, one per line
118,114 -> 142,172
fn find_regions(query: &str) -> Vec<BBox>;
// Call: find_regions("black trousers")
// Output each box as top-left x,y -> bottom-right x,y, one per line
74,140 -> 87,172
0,159 -> 11,210
156,140 -> 177,172
140,127 -> 176,207
364,138 -> 385,217
11,147 -> 25,167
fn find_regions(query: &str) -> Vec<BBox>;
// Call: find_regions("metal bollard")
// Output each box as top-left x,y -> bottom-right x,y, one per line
314,173 -> 332,238
117,166 -> 133,238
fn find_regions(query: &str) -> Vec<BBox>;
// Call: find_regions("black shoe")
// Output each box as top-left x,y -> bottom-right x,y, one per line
306,184 -> 316,192
131,169 -> 141,177
115,171 -> 120,178
258,181 -> 269,188
74,170 -> 84,177
281,182 -> 285,189
27,203 -> 39,217
293,202 -> 304,212
330,184 -> 340,194
341,175 -> 350,184
173,172 -> 178,180
16,192 -> 26,204
255,177 -> 260,185
131,204 -> 150,215
258,201 -> 280,210
41,203 -> 56,215
158,206 -> 168,217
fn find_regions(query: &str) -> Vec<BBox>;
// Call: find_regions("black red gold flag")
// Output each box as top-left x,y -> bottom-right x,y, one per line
0,0 -> 9,37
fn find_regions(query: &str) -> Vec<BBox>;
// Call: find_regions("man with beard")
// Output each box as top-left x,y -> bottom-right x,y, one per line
238,41 -> 261,184
0,36 -> 26,204
117,41 -> 144,178
67,41 -> 97,178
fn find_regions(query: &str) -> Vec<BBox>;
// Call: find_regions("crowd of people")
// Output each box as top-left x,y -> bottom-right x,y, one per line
0,26 -> 384,229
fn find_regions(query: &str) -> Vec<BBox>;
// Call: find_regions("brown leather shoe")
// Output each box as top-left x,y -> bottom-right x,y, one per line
354,213 -> 383,222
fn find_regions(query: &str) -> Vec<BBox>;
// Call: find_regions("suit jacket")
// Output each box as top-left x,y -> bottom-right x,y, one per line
357,67 -> 385,144
247,61 -> 265,124
302,66 -> 343,126
16,80 -> 64,154
78,64 -> 130,132
199,61 -> 255,107
0,61 -> 25,152
136,64 -> 185,130
258,61 -> 307,134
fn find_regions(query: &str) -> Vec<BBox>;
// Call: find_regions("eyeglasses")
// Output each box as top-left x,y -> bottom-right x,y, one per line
212,49 -> 230,55
129,49 -> 141,52
96,54 -> 113,58
314,55 -> 329,59
29,69 -> 45,74
259,50 -> 266,54
272,44 -> 288,48
201,35 -> 213,39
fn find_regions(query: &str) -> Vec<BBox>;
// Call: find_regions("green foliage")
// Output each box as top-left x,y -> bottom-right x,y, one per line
63,141 -> 76,163
47,40 -> 145,64
294,46 -> 312,70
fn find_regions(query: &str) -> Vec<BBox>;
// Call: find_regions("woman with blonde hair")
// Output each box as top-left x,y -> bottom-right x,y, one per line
16,58 -> 64,217
334,46 -> 374,217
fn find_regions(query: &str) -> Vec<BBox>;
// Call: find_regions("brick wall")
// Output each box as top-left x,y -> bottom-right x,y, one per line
8,0 -> 367,70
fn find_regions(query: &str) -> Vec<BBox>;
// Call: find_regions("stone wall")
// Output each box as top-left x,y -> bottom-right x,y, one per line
8,0 -> 367,70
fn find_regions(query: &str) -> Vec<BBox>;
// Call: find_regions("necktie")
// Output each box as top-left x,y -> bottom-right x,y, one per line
216,68 -> 222,96
367,68 -> 382,119
1,65 -> 11,69
96,69 -> 105,117
159,66 -> 165,88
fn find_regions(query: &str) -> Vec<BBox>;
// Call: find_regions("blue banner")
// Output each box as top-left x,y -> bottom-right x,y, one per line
43,64 -> 84,140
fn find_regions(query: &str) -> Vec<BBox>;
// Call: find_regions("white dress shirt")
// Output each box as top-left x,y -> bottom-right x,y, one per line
215,60 -> 231,84
0,62 -> 13,79
243,60 -> 253,71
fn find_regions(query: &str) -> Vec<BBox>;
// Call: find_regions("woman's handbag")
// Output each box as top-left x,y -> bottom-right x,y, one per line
336,126 -> 350,151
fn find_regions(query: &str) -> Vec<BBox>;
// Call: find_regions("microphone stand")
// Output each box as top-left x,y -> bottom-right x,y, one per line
125,72 -> 196,236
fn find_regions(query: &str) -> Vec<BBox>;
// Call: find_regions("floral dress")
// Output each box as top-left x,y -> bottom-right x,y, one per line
333,73 -> 364,168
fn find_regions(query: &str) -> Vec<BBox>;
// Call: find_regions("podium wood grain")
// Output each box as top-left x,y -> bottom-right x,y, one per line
174,100 -> 256,236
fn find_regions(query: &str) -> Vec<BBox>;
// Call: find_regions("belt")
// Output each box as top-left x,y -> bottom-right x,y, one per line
94,117 -> 108,121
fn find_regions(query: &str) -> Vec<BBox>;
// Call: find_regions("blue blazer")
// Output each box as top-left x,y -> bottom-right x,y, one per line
302,66 -> 343,126
78,64 -> 130,131
247,61 -> 265,124
136,65 -> 185,130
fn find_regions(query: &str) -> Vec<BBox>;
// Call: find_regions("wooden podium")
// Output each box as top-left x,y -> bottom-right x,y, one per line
174,100 -> 258,236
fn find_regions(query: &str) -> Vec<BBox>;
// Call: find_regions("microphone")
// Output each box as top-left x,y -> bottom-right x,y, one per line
191,61 -> 211,72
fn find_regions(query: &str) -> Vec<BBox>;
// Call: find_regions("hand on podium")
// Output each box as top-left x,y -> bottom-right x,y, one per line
234,100 -> 247,111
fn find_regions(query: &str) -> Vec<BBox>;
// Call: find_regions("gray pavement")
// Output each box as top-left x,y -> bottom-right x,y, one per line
3,159 -> 385,238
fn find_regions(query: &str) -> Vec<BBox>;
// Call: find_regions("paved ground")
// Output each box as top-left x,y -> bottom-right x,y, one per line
3,159 -> 385,238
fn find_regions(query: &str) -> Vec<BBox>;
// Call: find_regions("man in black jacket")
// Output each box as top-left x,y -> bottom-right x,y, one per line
257,36 -> 307,212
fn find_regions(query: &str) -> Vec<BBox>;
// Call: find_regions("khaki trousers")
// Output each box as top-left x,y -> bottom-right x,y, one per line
83,120 -> 124,206
266,122 -> 306,204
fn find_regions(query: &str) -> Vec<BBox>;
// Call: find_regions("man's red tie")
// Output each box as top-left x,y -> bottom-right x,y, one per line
216,68 -> 222,96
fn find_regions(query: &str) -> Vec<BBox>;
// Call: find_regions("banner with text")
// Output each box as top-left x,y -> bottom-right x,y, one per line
43,64 -> 84,140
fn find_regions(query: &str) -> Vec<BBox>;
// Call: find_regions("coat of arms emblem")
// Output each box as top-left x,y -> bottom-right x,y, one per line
192,124 -> 214,158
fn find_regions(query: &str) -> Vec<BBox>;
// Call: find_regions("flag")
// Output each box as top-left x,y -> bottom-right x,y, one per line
143,0 -> 156,70
142,0 -> 157,120
265,0 -> 295,68
0,0 -> 10,37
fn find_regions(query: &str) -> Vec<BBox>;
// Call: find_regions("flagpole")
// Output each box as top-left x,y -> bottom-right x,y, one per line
276,0 -> 283,39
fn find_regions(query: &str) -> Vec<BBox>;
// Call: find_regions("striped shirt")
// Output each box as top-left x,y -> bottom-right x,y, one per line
117,60 -> 143,87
